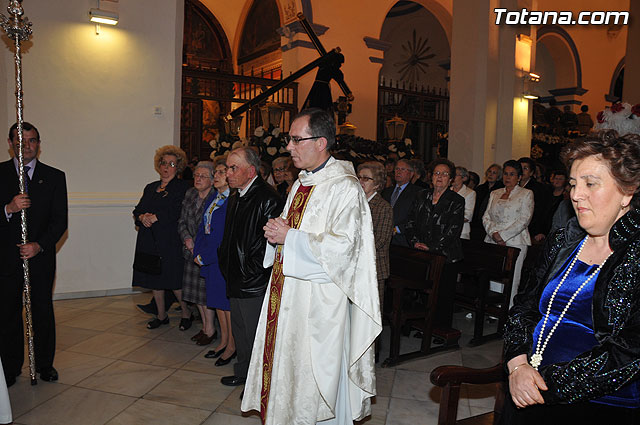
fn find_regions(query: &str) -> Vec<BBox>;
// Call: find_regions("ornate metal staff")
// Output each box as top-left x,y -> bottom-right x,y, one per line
0,0 -> 36,385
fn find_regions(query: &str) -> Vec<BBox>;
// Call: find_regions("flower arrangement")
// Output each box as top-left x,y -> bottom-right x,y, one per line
595,102 -> 640,136
209,132 -> 241,159
250,125 -> 288,163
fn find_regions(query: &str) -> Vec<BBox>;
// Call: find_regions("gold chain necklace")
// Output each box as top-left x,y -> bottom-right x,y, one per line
530,236 -> 612,370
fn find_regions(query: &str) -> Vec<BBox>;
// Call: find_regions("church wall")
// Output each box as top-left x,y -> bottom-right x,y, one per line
1,0 -> 185,297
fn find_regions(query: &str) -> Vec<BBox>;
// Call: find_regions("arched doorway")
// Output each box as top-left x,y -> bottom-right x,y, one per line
378,0 -> 451,161
181,0 -> 233,161
535,26 -> 585,104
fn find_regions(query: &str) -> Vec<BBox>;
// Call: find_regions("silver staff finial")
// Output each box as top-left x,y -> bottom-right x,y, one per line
0,0 -> 32,41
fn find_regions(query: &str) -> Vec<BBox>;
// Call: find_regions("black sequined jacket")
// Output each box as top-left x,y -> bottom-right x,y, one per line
402,188 -> 465,262
503,209 -> 640,404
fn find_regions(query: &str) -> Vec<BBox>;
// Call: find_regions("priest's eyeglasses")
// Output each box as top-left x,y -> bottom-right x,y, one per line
285,135 -> 319,145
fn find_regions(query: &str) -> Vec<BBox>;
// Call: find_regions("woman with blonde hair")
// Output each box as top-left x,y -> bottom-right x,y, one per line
132,145 -> 190,329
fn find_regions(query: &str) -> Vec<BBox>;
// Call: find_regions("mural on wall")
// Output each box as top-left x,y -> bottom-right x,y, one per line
394,29 -> 437,84
238,0 -> 281,65
380,1 -> 450,90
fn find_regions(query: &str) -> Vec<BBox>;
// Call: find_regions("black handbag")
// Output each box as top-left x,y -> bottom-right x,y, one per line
133,226 -> 162,275
133,251 -> 162,275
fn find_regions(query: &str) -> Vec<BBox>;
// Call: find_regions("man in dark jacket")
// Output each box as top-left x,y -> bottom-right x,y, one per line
1,122 -> 68,386
518,157 -> 551,242
218,147 -> 283,387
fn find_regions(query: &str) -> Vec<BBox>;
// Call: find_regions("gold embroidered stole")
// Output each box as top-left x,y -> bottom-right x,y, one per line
260,184 -> 314,422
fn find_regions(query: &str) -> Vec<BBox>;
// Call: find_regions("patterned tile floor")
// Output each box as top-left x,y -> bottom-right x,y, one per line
6,293 -> 502,424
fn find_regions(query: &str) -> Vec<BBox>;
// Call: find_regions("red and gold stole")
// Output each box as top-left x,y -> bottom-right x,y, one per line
260,184 -> 314,422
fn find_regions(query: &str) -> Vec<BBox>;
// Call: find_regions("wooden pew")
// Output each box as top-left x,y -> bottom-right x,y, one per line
382,245 -> 459,367
430,363 -> 506,425
455,240 -> 520,346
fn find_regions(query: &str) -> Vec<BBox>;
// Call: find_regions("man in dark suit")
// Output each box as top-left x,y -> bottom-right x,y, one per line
381,158 -> 421,246
0,122 -> 68,386
218,147 -> 283,387
518,157 -> 551,243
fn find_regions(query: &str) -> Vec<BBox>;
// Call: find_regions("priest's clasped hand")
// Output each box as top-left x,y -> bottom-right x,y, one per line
264,217 -> 290,245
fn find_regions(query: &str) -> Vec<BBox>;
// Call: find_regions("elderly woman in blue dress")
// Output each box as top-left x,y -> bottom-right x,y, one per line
503,131 -> 640,424
193,159 -> 236,366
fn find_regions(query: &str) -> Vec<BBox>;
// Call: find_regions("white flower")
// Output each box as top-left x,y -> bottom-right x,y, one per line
272,127 -> 281,137
389,144 -> 397,152
404,138 -> 412,146
209,140 -> 217,149
221,142 -> 230,148
398,151 -> 406,157
264,136 -> 273,145
267,147 -> 277,156
254,127 -> 265,137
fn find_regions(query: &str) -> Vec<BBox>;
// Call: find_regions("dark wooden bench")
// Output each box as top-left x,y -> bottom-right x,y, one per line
455,240 -> 520,346
381,245 -> 460,367
430,363 -> 506,425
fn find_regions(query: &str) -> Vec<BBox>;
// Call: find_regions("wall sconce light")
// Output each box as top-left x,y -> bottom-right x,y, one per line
522,69 -> 541,100
89,1 -> 118,35
526,72 -> 540,83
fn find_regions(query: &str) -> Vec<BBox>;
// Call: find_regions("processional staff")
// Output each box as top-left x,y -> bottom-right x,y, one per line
0,0 -> 37,385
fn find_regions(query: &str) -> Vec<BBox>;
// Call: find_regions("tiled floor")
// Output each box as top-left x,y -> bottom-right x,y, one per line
5,293 -> 503,424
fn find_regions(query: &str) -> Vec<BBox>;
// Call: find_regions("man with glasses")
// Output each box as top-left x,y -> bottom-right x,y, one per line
218,147 -> 283,388
381,158 -> 421,246
0,122 -> 68,386
241,108 -> 381,425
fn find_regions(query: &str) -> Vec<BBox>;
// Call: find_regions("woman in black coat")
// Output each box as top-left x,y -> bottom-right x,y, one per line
403,158 -> 465,262
133,146 -> 190,329
403,158 -> 464,330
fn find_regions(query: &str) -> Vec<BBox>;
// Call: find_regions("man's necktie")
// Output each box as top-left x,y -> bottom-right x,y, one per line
390,185 -> 401,207
23,165 -> 31,193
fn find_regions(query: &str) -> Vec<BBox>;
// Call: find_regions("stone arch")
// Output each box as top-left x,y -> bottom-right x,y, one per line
233,0 -> 284,71
536,26 -> 582,94
183,0 -> 232,71
378,1 -> 451,89
379,0 -> 452,48
606,57 -> 625,103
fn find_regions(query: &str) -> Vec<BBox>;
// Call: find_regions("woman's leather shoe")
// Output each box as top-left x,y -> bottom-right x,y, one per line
215,351 -> 237,366
196,332 -> 217,346
191,330 -> 204,341
204,346 -> 226,358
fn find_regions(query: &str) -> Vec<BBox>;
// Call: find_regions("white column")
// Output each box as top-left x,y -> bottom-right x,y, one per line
448,0 -> 500,174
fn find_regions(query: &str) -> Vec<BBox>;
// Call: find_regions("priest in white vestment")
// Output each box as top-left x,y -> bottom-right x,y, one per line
241,108 -> 382,424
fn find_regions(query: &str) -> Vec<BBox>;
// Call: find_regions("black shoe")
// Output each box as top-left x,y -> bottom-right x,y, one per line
136,302 -> 158,315
221,375 -> 246,386
147,316 -> 169,329
204,346 -> 226,359
39,367 -> 58,382
179,317 -> 192,331
215,351 -> 237,367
